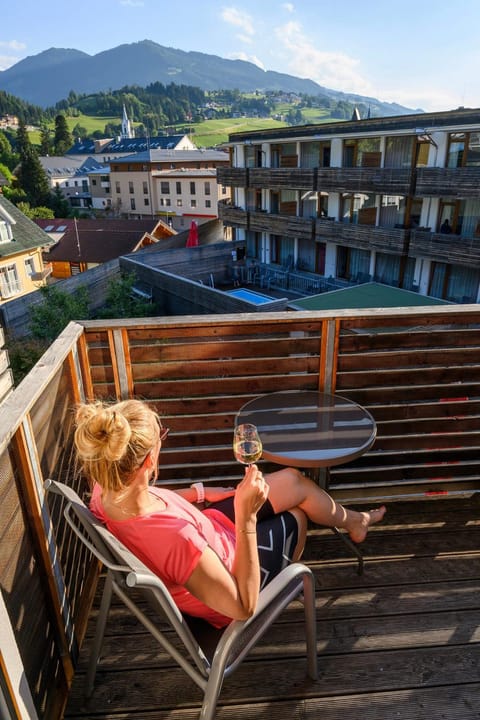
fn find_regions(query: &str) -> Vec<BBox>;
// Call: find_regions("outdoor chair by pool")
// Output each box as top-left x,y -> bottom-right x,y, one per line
45,479 -> 318,720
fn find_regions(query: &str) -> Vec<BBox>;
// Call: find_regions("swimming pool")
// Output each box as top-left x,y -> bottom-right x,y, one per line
226,288 -> 276,305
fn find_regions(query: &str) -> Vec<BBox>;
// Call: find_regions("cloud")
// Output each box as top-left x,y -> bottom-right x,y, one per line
282,3 -> 295,11
229,52 -> 265,70
274,21 -> 372,95
221,7 -> 255,38
0,42 -> 26,70
0,40 -> 26,51
119,0 -> 144,6
0,55 -> 21,70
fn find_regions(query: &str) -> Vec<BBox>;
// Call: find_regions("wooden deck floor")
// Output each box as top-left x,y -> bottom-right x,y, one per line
64,496 -> 480,720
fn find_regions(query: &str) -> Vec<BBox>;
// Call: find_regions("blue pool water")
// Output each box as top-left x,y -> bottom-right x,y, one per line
227,288 -> 275,305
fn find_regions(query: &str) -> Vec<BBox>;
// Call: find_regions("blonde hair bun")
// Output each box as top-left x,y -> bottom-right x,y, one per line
75,403 -> 131,463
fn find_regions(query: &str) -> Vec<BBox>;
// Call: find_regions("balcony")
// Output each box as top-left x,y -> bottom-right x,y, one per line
217,167 -> 248,187
249,167 -> 315,189
315,218 -> 410,254
416,167 -> 480,197
316,167 -> 413,194
249,210 -> 314,239
218,200 -> 248,227
217,166 -> 316,190
31,263 -> 53,282
2,307 -> 480,718
410,229 -> 480,268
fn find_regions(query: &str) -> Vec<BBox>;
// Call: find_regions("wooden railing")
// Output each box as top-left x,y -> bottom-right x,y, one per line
416,167 -> 480,197
1,306 -> 480,717
410,229 -> 480,269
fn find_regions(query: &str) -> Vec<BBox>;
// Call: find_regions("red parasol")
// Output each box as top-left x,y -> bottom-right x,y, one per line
186,220 -> 199,247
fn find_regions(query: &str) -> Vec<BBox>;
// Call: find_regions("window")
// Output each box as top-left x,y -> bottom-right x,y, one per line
130,199 -> 136,210
160,198 -> 171,207
206,200 -> 211,208
129,181 -> 134,194
176,181 -> 181,194
176,199 -> 183,207
92,179 -> 97,186
144,198 -> 150,206
204,181 -> 211,195
143,181 -> 148,194
24,257 -> 35,276
115,181 -> 121,193
190,182 -> 196,195
191,199 -> 197,208
161,181 -> 170,194
0,219 -> 13,243
0,264 -> 21,297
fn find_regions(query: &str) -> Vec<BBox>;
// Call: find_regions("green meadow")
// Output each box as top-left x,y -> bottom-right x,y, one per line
29,108 -> 334,148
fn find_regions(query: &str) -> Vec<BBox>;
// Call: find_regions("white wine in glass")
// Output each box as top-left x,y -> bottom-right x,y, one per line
233,423 -> 263,465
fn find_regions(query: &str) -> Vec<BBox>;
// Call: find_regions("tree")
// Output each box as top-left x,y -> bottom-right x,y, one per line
39,125 -> 52,156
16,201 -> 54,219
96,272 -> 153,319
29,285 -> 90,342
17,147 -> 51,207
15,119 -> 31,159
53,114 -> 72,154
50,185 -> 70,217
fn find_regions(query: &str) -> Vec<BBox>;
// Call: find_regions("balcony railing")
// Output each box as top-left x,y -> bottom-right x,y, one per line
316,167 -> 413,194
410,229 -> 480,268
248,167 -> 315,189
315,220 -> 410,254
249,210 -> 314,239
31,263 -> 53,282
416,167 -> 480,197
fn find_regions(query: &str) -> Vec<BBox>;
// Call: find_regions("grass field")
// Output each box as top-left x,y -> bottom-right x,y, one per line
29,109 -> 335,148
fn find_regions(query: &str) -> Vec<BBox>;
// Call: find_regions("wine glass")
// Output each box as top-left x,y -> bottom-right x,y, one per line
233,423 -> 263,466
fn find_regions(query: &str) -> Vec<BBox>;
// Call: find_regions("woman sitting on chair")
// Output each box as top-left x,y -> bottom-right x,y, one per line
74,399 -> 385,628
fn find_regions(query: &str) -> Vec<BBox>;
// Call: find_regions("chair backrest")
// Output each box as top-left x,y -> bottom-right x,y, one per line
45,479 -> 212,680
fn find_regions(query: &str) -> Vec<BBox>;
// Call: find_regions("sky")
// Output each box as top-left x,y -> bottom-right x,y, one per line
1,0 -> 479,113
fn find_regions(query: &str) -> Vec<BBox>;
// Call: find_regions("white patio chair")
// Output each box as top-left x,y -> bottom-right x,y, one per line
45,479 -> 318,720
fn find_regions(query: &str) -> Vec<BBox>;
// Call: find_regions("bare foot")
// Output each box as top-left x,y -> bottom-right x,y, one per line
347,506 -> 386,544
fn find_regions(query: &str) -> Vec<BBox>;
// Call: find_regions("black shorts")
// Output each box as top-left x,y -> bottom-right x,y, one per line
208,497 -> 299,590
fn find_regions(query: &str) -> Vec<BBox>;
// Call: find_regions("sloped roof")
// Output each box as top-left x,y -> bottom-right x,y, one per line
66,134 -> 192,155
289,282 -> 450,311
39,155 -> 105,178
111,148 -> 229,164
37,218 -> 162,263
0,195 -> 50,258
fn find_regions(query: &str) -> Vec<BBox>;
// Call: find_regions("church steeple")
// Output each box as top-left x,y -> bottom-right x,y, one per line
121,104 -> 133,139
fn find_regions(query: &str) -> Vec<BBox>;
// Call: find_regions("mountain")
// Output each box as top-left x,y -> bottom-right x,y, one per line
0,39 -> 418,115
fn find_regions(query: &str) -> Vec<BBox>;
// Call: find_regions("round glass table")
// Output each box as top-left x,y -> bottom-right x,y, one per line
236,390 -> 377,575
236,390 -> 377,472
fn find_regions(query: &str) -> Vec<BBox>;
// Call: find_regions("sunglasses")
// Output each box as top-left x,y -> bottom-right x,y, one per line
159,426 -> 170,442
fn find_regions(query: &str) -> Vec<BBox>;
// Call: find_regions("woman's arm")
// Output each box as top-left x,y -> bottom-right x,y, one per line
185,465 -> 268,620
174,485 -> 236,504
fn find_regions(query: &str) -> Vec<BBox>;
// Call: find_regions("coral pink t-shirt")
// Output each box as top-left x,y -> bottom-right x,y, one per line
90,484 -> 236,627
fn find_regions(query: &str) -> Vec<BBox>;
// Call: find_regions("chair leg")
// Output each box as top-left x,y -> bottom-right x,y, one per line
198,674 -> 224,720
85,570 -> 114,698
302,571 -> 318,680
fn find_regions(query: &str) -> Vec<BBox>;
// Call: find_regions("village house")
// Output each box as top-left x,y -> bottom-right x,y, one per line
34,217 -> 174,278
0,195 -> 52,303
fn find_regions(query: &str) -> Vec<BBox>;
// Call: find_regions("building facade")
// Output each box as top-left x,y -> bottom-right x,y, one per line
218,108 -> 480,303
104,148 -> 231,229
0,195 -> 51,305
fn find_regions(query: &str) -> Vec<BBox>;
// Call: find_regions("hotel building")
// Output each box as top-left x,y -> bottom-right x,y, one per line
218,107 -> 480,302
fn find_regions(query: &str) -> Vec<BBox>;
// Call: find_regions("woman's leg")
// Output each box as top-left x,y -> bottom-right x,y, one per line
264,467 -> 386,543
